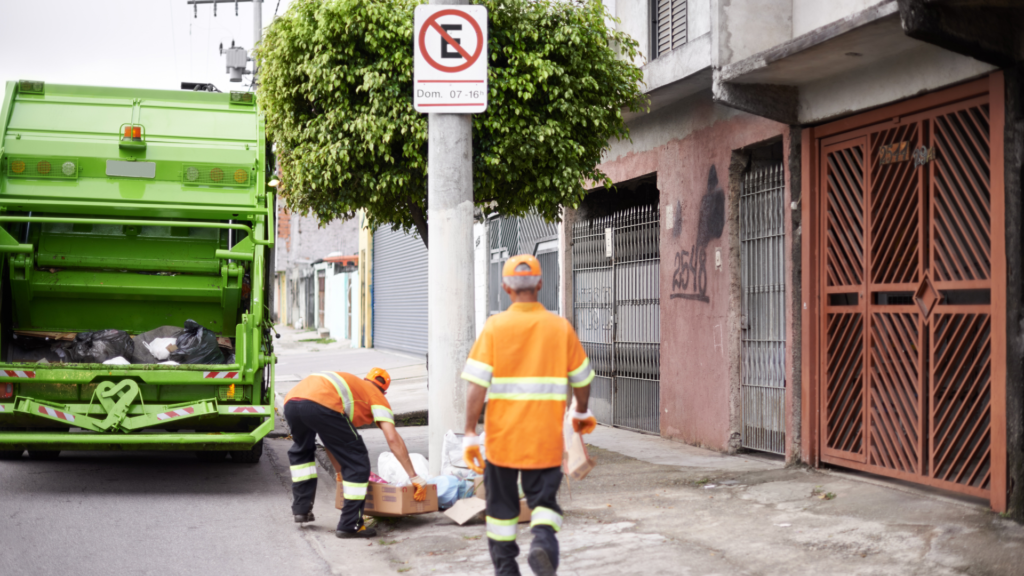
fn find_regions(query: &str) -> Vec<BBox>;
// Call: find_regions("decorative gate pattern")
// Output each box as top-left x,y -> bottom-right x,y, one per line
740,165 -> 786,454
818,89 -> 1002,500
572,206 -> 660,433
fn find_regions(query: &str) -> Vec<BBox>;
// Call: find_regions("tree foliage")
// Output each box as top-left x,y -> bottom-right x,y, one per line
257,0 -> 644,246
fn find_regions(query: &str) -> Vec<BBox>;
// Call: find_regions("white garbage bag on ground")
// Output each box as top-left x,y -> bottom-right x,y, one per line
441,429 -> 485,479
378,452 -> 430,486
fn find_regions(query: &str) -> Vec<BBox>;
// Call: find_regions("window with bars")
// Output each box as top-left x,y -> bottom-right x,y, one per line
652,0 -> 687,59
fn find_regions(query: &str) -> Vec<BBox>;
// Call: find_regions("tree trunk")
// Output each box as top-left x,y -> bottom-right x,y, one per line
409,201 -> 429,249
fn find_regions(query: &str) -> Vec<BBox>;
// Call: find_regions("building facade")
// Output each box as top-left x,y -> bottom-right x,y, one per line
567,0 -> 1023,514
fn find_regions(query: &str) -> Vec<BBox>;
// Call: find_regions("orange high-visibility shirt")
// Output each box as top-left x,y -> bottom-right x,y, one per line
461,302 -> 595,469
284,371 -> 395,428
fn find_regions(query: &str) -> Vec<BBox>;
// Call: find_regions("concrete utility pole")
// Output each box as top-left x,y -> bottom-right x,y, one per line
426,0 -> 475,475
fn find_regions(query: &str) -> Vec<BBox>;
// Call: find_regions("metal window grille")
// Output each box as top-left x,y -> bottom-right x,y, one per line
740,164 -> 786,454
572,205 -> 660,434
652,0 -> 687,59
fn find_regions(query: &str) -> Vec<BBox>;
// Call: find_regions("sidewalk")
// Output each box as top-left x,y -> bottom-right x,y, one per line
265,417 -> 1024,576
272,324 -> 427,416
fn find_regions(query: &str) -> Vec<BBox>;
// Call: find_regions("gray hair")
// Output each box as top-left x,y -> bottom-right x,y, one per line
502,275 -> 541,291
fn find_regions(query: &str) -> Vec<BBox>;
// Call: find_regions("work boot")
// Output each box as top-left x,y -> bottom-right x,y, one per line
294,512 -> 315,523
336,525 -> 378,539
527,548 -> 556,576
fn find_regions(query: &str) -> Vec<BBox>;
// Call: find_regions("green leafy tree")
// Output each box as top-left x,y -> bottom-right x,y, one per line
257,0 -> 644,247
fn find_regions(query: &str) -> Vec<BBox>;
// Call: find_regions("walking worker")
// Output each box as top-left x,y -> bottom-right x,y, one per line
461,254 -> 598,576
283,368 -> 427,538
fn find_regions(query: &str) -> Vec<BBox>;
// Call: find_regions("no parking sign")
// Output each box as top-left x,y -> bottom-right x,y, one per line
413,5 -> 488,113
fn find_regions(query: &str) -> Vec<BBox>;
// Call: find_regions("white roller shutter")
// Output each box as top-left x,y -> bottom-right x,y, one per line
372,227 -> 428,355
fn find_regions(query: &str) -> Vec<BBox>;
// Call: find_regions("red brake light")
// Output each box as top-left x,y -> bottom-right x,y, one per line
0,383 -> 13,399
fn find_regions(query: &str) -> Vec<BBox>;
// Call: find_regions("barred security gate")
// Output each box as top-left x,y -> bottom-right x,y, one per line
740,165 -> 787,454
572,206 -> 660,433
814,78 -> 1006,506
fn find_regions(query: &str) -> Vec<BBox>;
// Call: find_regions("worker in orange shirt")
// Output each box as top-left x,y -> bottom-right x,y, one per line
461,255 -> 597,576
283,368 -> 427,538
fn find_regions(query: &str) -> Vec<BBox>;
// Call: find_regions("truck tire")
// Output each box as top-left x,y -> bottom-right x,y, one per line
195,450 -> 228,462
230,439 -> 263,464
27,450 -> 60,460
0,449 -> 23,460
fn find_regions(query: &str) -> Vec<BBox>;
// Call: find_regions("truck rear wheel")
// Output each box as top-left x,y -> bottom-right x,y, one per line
195,450 -> 228,462
27,450 -> 60,460
229,439 -> 263,464
0,449 -> 23,460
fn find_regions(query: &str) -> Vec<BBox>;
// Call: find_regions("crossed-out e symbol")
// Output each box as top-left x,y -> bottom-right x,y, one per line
441,24 -> 462,59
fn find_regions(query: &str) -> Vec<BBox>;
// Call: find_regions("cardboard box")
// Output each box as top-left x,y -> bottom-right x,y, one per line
335,481 -> 439,517
443,478 -> 531,526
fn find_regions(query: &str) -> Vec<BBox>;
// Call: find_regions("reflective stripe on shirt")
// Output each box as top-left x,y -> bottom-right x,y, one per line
371,404 -> 394,424
486,516 -> 519,541
290,462 -> 317,483
488,377 -> 567,401
568,358 -> 595,388
318,372 -> 355,421
342,481 -> 368,500
461,358 -> 494,388
530,506 -> 563,532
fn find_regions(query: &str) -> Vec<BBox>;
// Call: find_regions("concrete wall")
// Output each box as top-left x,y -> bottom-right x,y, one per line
598,91 -> 791,452
473,221 -> 488,337
797,43 -> 997,124
716,0 -> 792,66
275,210 -> 359,273
792,0 -> 880,37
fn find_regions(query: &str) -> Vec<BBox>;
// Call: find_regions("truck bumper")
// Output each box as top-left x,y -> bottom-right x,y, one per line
0,416 -> 273,451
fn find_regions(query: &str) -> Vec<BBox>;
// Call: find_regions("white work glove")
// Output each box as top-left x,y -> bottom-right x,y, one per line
463,434 -> 485,474
571,409 -> 597,434
409,475 -> 427,502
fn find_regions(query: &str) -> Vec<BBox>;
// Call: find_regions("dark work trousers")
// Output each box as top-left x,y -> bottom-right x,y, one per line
485,462 -> 564,576
284,399 -> 371,533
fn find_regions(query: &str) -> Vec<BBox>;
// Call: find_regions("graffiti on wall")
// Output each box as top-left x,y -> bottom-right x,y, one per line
671,166 -> 725,303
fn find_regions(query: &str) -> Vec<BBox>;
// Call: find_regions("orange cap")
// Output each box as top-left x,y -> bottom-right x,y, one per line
366,367 -> 391,391
502,254 -> 542,277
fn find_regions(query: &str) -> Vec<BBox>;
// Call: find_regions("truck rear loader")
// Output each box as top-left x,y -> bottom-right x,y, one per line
0,80 -> 276,462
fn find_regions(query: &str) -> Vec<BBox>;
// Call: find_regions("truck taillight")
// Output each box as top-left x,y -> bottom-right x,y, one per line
0,383 -> 13,399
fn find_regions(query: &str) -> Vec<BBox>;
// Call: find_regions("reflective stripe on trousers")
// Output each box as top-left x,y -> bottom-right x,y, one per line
290,462 -> 317,482
486,516 -> 518,541
318,372 -> 355,421
343,481 -> 369,500
529,506 -> 563,532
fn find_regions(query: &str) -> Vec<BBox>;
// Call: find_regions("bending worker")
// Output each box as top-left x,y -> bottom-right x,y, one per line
461,255 -> 597,576
283,368 -> 426,538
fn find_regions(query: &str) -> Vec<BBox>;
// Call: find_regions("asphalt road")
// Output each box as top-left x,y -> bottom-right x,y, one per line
0,445 -> 332,576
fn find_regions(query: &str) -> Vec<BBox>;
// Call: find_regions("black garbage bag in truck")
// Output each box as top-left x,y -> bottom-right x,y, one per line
69,329 -> 134,364
169,320 -> 225,365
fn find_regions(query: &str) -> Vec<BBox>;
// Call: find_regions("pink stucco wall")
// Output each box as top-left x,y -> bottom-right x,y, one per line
598,98 -> 790,452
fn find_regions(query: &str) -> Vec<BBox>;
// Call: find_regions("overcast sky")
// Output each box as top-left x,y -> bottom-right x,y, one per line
0,0 -> 293,92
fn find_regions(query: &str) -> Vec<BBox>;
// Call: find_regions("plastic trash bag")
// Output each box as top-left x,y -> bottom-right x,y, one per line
169,320 -> 225,365
427,475 -> 476,510
378,452 -> 430,486
102,356 -> 131,365
131,326 -> 183,364
441,429 -> 485,479
70,329 -> 134,364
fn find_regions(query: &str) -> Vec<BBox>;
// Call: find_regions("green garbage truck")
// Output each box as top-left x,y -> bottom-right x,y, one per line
0,80 -> 276,462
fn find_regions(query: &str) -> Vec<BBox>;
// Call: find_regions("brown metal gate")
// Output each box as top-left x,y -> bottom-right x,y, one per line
807,75 -> 1007,510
